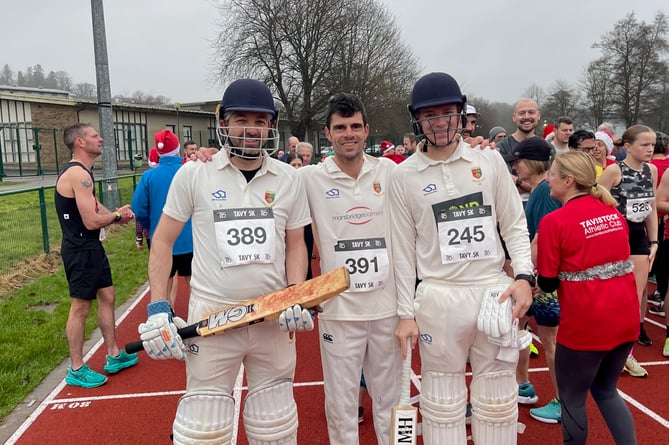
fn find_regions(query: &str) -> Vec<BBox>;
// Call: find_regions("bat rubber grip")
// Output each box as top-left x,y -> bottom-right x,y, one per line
124,322 -> 200,355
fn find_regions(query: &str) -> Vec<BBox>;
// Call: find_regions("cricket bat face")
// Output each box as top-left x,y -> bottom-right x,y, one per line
196,266 -> 349,336
391,337 -> 417,445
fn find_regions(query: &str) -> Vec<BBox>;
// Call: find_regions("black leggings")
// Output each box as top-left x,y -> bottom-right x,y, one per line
555,342 -> 637,445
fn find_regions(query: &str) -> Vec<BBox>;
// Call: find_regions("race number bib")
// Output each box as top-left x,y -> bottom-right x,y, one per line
433,203 -> 497,264
625,193 -> 654,223
214,207 -> 276,267
334,237 -> 389,292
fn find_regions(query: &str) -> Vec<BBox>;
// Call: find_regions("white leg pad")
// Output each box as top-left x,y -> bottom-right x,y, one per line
243,380 -> 298,445
172,390 -> 234,445
419,372 -> 468,445
470,371 -> 518,445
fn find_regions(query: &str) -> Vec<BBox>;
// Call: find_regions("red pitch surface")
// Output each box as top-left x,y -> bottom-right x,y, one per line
5,273 -> 669,444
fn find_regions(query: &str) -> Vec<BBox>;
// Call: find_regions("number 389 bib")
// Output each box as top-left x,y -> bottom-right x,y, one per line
433,203 -> 497,264
213,207 -> 276,267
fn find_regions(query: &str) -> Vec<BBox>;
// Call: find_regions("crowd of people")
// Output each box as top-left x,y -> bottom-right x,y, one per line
55,72 -> 669,445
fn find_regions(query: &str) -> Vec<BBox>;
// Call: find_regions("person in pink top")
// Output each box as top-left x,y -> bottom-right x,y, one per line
537,151 -> 639,445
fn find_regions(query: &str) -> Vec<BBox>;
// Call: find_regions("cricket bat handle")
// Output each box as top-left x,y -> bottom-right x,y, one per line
400,337 -> 412,405
125,323 -> 200,354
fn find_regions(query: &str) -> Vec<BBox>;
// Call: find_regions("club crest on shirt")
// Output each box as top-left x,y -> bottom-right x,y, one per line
471,166 -> 483,182
264,191 -> 275,206
373,180 -> 383,196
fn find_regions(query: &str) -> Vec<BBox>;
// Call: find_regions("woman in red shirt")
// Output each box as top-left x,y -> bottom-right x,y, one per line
537,151 -> 638,445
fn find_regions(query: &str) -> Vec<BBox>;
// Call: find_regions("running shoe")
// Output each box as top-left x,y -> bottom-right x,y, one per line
66,364 -> 107,388
664,338 -> 669,357
529,398 -> 561,424
103,349 -> 139,374
649,301 -> 665,317
518,381 -> 539,404
648,290 -> 662,307
623,355 -> 648,377
529,342 -> 539,358
638,327 -> 652,346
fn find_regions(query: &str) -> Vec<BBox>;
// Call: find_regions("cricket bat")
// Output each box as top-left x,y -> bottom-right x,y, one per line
390,337 -> 417,445
125,267 -> 349,354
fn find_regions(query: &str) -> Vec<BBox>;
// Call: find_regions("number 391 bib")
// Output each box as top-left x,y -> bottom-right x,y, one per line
433,203 -> 497,264
213,207 -> 276,267
334,237 -> 389,292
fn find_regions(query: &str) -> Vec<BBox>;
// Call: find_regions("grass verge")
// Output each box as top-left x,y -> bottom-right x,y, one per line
0,224 -> 148,421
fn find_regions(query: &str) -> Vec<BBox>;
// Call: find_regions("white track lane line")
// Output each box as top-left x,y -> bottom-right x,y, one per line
6,287 -> 151,444
619,389 -> 669,429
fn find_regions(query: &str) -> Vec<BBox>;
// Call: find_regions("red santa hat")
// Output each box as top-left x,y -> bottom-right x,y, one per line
380,140 -> 395,154
542,124 -> 555,140
154,129 -> 180,157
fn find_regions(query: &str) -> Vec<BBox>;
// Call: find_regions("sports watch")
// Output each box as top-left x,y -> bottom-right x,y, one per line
515,273 -> 536,287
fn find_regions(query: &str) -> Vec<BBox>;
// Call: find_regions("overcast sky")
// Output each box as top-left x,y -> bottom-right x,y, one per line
1,0 -> 666,105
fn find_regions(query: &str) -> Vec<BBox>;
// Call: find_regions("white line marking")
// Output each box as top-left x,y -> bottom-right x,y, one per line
5,287 -> 151,444
619,389 -> 669,429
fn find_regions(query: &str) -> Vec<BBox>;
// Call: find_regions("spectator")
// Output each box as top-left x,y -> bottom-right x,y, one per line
537,150 -> 639,445
55,123 -> 138,388
182,140 -> 198,164
403,132 -> 418,156
132,130 -> 194,315
652,164 -> 669,356
296,141 -> 314,165
380,140 -> 406,164
463,104 -> 480,138
488,126 -> 507,144
550,117 -> 573,156
285,151 -> 303,168
279,135 -> 300,162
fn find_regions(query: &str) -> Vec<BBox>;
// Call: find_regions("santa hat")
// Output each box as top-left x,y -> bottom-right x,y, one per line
380,140 -> 395,154
154,129 -> 180,157
595,131 -> 614,155
542,124 -> 555,140
148,147 -> 159,168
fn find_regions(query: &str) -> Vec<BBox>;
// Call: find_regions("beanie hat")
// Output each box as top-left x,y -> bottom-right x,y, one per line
595,131 -> 614,155
488,126 -> 506,141
380,140 -> 395,154
154,129 -> 180,157
542,124 -> 555,140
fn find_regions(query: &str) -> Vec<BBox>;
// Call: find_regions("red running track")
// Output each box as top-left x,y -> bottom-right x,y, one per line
5,276 -> 669,444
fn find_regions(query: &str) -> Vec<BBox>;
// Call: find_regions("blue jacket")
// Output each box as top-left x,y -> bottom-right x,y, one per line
131,156 -> 193,255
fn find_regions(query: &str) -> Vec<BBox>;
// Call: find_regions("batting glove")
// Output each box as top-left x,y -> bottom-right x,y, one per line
139,300 -> 187,360
278,304 -> 315,332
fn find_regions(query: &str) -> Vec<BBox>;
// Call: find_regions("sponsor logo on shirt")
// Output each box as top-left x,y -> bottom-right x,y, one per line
471,166 -> 483,182
264,191 -> 275,206
188,343 -> 199,355
423,183 -> 437,195
211,189 -> 227,200
325,188 -> 340,199
322,332 -> 334,343
373,180 -> 383,196
331,206 -> 383,225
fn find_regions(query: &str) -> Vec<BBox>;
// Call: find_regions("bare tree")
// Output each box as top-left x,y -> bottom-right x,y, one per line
212,0 -> 419,141
542,80 -> 580,123
593,12 -> 669,127
523,84 -> 545,107
72,82 -> 97,99
580,59 -> 611,129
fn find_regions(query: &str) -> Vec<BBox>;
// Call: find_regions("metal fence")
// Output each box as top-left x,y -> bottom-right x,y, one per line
0,174 -> 141,277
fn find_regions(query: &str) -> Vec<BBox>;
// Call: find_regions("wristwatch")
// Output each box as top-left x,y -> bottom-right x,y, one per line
515,273 -> 536,287
113,211 -> 122,222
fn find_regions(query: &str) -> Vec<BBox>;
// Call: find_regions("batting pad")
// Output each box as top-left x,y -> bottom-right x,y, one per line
419,372 -> 468,445
172,390 -> 234,445
243,380 -> 298,444
470,371 -> 518,445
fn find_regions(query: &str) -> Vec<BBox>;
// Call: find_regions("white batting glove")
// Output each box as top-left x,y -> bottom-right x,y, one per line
138,300 -> 187,360
278,304 -> 315,332
477,286 -> 513,338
